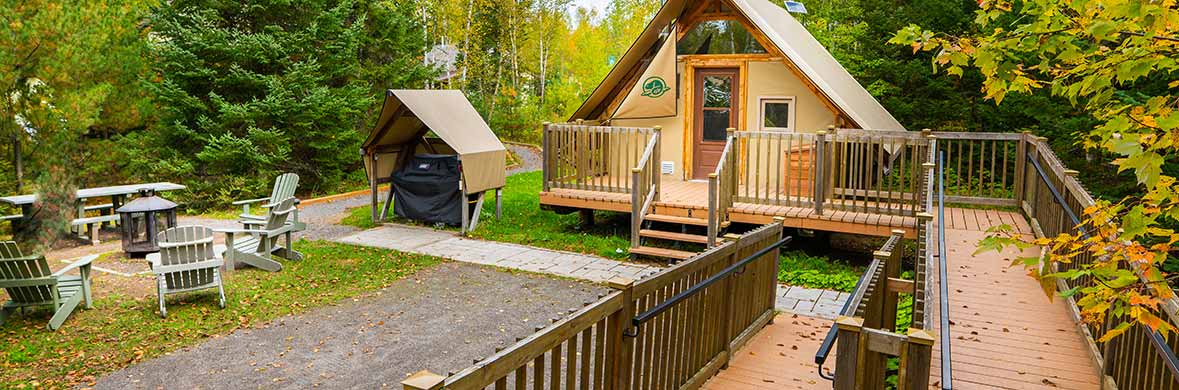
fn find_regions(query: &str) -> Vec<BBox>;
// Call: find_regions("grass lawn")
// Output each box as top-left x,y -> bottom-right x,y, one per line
778,250 -> 864,292
0,241 -> 439,389
341,171 -> 632,259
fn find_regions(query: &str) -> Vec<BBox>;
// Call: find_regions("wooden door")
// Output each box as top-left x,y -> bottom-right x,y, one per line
692,68 -> 739,179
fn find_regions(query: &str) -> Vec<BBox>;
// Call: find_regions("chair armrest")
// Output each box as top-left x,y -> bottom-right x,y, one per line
52,254 -> 99,277
146,253 -> 161,269
152,259 -> 224,275
232,197 -> 271,206
215,227 -> 273,235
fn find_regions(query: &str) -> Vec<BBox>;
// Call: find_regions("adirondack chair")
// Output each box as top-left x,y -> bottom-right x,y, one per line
234,173 -> 303,230
0,242 -> 96,331
146,226 -> 225,317
219,196 -> 303,272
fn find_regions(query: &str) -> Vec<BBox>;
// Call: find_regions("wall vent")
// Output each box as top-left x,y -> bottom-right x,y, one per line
661,161 -> 675,175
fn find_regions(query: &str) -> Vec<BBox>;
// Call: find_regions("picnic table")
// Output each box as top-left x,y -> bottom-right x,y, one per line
0,182 -> 186,239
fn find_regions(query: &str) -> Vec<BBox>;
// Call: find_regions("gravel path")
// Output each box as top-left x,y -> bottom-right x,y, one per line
506,143 -> 542,175
94,262 -> 606,389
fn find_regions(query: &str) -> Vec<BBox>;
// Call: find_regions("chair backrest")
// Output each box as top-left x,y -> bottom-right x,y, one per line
269,173 -> 299,203
159,226 -> 216,267
0,241 -> 57,306
265,197 -> 298,231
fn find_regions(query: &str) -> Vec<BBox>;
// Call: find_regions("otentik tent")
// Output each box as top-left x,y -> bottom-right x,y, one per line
361,89 -> 507,233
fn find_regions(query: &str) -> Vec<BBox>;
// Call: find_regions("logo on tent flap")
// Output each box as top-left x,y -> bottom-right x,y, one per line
641,76 -> 670,98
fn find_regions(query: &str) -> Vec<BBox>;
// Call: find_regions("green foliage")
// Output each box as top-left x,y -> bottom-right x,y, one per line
777,250 -> 863,292
894,0 -> 1179,339
468,171 -> 632,259
134,0 -> 433,210
0,241 -> 439,389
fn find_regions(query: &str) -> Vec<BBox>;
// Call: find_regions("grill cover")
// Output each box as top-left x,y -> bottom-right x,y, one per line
392,154 -> 464,225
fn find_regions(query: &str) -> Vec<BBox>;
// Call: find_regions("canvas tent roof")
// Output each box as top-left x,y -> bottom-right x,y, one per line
362,89 -> 506,193
571,0 -> 905,131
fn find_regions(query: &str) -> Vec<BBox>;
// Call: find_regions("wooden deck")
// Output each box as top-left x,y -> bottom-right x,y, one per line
540,179 -> 917,238
703,208 -> 1101,389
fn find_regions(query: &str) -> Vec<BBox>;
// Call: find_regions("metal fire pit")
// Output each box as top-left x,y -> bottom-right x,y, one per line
116,189 -> 178,256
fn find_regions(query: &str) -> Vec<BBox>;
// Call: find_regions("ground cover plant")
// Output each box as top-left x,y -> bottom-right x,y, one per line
778,250 -> 864,292
0,241 -> 439,389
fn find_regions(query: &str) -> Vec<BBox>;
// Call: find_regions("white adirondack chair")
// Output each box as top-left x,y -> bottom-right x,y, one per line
234,173 -> 303,230
147,226 -> 225,317
0,242 -> 97,331
219,196 -> 303,272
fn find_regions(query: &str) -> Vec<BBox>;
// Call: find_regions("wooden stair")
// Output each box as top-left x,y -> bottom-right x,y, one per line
639,229 -> 710,244
630,212 -> 731,262
629,245 -> 696,261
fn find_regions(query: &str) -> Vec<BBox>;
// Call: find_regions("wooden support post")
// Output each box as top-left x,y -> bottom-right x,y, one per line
880,230 -> 905,333
402,370 -> 445,390
495,188 -> 502,219
707,172 -> 718,247
721,246 -> 740,368
900,329 -> 935,390
369,153 -> 379,224
581,208 -> 595,228
606,277 -> 635,390
833,316 -> 863,390
653,126 -> 662,201
542,122 -> 551,192
814,130 -> 828,215
460,181 -> 469,236
1015,131 -> 1030,208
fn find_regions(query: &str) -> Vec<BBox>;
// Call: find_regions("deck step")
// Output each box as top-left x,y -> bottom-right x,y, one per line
644,214 -> 708,226
629,246 -> 697,261
644,214 -> 731,228
639,229 -> 711,244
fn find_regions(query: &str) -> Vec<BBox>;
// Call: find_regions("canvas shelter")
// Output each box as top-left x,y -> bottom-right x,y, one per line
567,0 -> 905,180
361,89 -> 506,233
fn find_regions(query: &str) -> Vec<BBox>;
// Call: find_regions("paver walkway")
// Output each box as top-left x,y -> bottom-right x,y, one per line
95,262 -> 606,389
335,224 -> 850,319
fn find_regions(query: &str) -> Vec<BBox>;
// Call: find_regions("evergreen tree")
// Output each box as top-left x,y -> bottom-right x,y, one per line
140,0 -> 433,208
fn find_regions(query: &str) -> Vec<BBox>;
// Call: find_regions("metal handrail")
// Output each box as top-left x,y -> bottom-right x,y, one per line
1025,151 -> 1179,378
937,151 -> 953,390
814,256 -> 881,381
629,237 -> 792,330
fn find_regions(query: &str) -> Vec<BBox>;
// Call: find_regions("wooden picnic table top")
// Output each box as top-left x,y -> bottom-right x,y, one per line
0,182 -> 186,206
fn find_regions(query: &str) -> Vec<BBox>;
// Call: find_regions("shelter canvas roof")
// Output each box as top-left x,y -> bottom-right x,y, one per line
363,89 -> 506,193
570,0 -> 905,131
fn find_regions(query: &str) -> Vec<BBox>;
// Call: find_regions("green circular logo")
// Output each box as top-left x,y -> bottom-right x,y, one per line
641,76 -> 670,98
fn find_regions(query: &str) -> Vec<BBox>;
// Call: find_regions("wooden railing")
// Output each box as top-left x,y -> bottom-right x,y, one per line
630,129 -> 661,250
707,129 -> 738,246
826,130 -> 931,216
542,123 -> 658,194
1017,134 -> 1179,390
813,230 -> 934,390
731,131 -> 819,208
401,221 -> 785,390
936,132 -> 1022,206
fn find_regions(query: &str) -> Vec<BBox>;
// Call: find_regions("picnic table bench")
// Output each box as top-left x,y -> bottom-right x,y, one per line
0,182 -> 186,244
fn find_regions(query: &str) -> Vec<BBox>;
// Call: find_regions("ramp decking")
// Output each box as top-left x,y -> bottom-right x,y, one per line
704,208 -> 1101,389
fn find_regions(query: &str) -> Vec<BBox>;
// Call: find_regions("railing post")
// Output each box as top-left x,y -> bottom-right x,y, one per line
721,234 -> 743,368
1014,130 -> 1029,208
877,230 -> 905,333
814,129 -> 828,215
653,126 -> 662,201
708,173 -> 718,247
542,122 -> 552,192
901,329 -> 935,390
631,167 -> 642,249
606,277 -> 635,390
833,316 -> 863,390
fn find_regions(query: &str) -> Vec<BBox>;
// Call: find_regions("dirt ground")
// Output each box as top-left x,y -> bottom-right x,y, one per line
92,262 -> 606,389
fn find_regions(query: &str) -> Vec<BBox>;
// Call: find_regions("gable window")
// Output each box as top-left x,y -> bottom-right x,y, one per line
760,97 -> 796,132
677,20 -> 767,55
